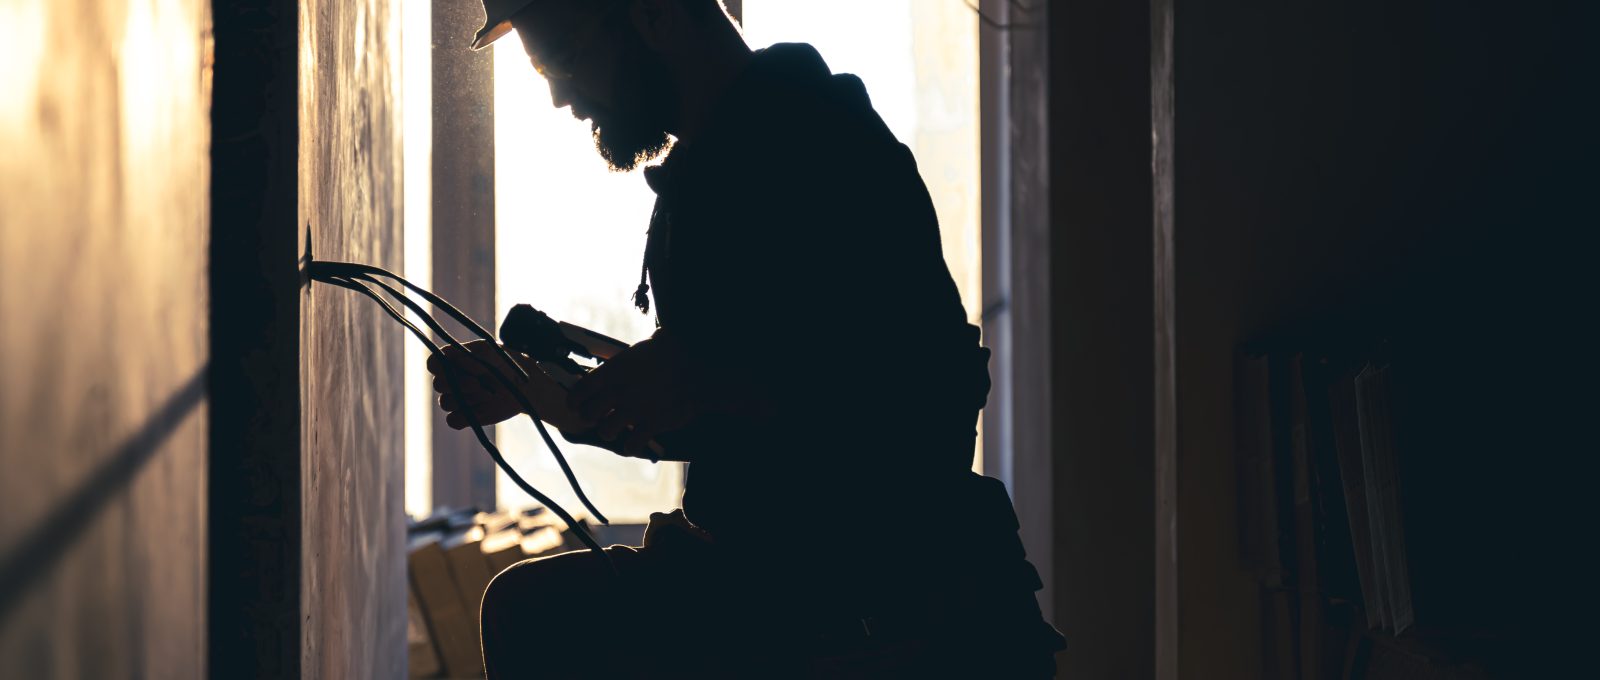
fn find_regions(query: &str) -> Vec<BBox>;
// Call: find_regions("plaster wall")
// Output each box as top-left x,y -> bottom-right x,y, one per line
0,1 -> 211,677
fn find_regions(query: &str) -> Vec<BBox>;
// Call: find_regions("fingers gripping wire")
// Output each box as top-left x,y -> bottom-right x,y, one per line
333,269 -> 609,526
310,260 -> 608,524
310,264 -> 613,566
317,273 -> 611,564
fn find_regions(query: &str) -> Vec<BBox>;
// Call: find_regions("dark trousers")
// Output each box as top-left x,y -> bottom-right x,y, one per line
479,514 -> 1061,679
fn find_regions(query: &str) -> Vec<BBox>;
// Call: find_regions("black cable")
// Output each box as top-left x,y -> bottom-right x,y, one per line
317,275 -> 596,535
314,272 -> 613,564
311,262 -> 612,522
310,261 -> 525,377
309,260 -> 610,522
342,270 -> 609,525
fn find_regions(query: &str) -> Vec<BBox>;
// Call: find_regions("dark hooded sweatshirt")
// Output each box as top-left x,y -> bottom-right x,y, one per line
638,44 -> 1015,602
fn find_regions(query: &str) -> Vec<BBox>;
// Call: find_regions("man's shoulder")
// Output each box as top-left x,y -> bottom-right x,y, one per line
703,48 -> 902,165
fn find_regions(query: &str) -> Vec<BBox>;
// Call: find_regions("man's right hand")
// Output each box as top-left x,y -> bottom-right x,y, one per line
426,340 -> 591,432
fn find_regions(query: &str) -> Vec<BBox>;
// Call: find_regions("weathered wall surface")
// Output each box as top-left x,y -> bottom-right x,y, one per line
0,1 -> 210,678
297,0 -> 407,678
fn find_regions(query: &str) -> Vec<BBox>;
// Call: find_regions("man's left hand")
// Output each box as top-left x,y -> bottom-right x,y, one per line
568,330 -> 706,458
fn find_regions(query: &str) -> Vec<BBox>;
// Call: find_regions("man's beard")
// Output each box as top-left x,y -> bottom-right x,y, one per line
592,117 -> 670,172
589,37 -> 675,172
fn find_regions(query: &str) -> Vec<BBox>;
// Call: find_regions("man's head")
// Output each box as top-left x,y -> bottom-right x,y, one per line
483,0 -> 742,171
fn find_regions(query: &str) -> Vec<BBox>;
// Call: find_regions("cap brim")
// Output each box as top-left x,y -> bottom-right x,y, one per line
471,19 -> 515,51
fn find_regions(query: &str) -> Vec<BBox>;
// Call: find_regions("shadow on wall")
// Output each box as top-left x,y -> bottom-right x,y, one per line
0,368 -> 207,622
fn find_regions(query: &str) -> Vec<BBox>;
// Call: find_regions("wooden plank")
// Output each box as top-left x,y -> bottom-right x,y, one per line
1152,0 -> 1178,675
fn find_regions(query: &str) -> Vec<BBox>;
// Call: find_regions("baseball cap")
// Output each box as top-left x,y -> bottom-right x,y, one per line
472,0 -> 540,51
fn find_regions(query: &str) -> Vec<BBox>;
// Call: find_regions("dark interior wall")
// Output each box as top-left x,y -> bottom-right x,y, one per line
1045,0 -> 1156,677
297,0 -> 407,677
0,1 -> 210,678
1170,1 -> 1593,677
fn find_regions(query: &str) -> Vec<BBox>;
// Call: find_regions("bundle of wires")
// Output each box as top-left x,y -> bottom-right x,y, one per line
308,260 -> 612,566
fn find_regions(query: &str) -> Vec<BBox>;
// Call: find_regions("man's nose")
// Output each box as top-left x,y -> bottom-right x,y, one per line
547,78 -> 575,112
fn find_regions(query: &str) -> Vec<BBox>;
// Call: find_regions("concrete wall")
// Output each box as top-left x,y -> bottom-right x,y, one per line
0,1 -> 211,678
297,0 -> 407,677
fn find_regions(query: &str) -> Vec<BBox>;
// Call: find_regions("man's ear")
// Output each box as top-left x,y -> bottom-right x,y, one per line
627,0 -> 682,53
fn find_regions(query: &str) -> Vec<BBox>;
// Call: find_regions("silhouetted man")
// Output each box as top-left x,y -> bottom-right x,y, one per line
433,0 -> 1064,676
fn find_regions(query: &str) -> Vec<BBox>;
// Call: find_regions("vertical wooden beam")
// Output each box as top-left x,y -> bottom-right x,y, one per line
1151,0 -> 1178,676
979,0 -> 1012,486
979,0 -> 1059,630
210,1 -> 304,677
1050,0 -> 1157,675
1006,0 -> 1058,646
431,0 -> 499,511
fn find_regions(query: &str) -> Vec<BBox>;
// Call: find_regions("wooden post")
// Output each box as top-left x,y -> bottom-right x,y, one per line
431,0 -> 499,511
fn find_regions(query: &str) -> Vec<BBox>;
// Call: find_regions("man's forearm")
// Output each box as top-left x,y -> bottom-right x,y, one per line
555,425 -> 696,463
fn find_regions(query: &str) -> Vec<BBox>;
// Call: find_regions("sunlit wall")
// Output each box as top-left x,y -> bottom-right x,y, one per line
0,1 -> 210,676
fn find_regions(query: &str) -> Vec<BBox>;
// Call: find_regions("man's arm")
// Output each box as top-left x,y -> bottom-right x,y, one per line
427,340 -> 592,433
565,328 -> 771,460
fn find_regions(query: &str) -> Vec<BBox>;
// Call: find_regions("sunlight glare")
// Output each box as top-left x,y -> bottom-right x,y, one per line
493,32 -> 683,522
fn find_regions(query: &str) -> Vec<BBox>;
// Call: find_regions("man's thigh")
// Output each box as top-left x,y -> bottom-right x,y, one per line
480,540 -> 740,678
481,546 -> 652,678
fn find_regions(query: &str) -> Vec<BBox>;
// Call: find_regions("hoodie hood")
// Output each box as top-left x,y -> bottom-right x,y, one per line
688,42 -> 878,152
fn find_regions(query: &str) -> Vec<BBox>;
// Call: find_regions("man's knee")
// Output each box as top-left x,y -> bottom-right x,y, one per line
484,550 -> 601,624
482,547 -> 644,633
480,548 -> 637,678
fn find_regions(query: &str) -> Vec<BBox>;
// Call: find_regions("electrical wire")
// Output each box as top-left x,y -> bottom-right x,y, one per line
322,274 -> 612,567
310,266 -> 614,567
311,261 -> 528,376
316,274 -> 604,550
337,269 -> 610,526
310,260 -> 609,523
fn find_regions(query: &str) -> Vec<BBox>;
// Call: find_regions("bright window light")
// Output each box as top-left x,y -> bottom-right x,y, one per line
402,0 -> 433,519
493,35 -> 684,523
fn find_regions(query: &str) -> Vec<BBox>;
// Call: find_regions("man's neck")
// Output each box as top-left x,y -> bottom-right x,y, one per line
667,39 -> 753,144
